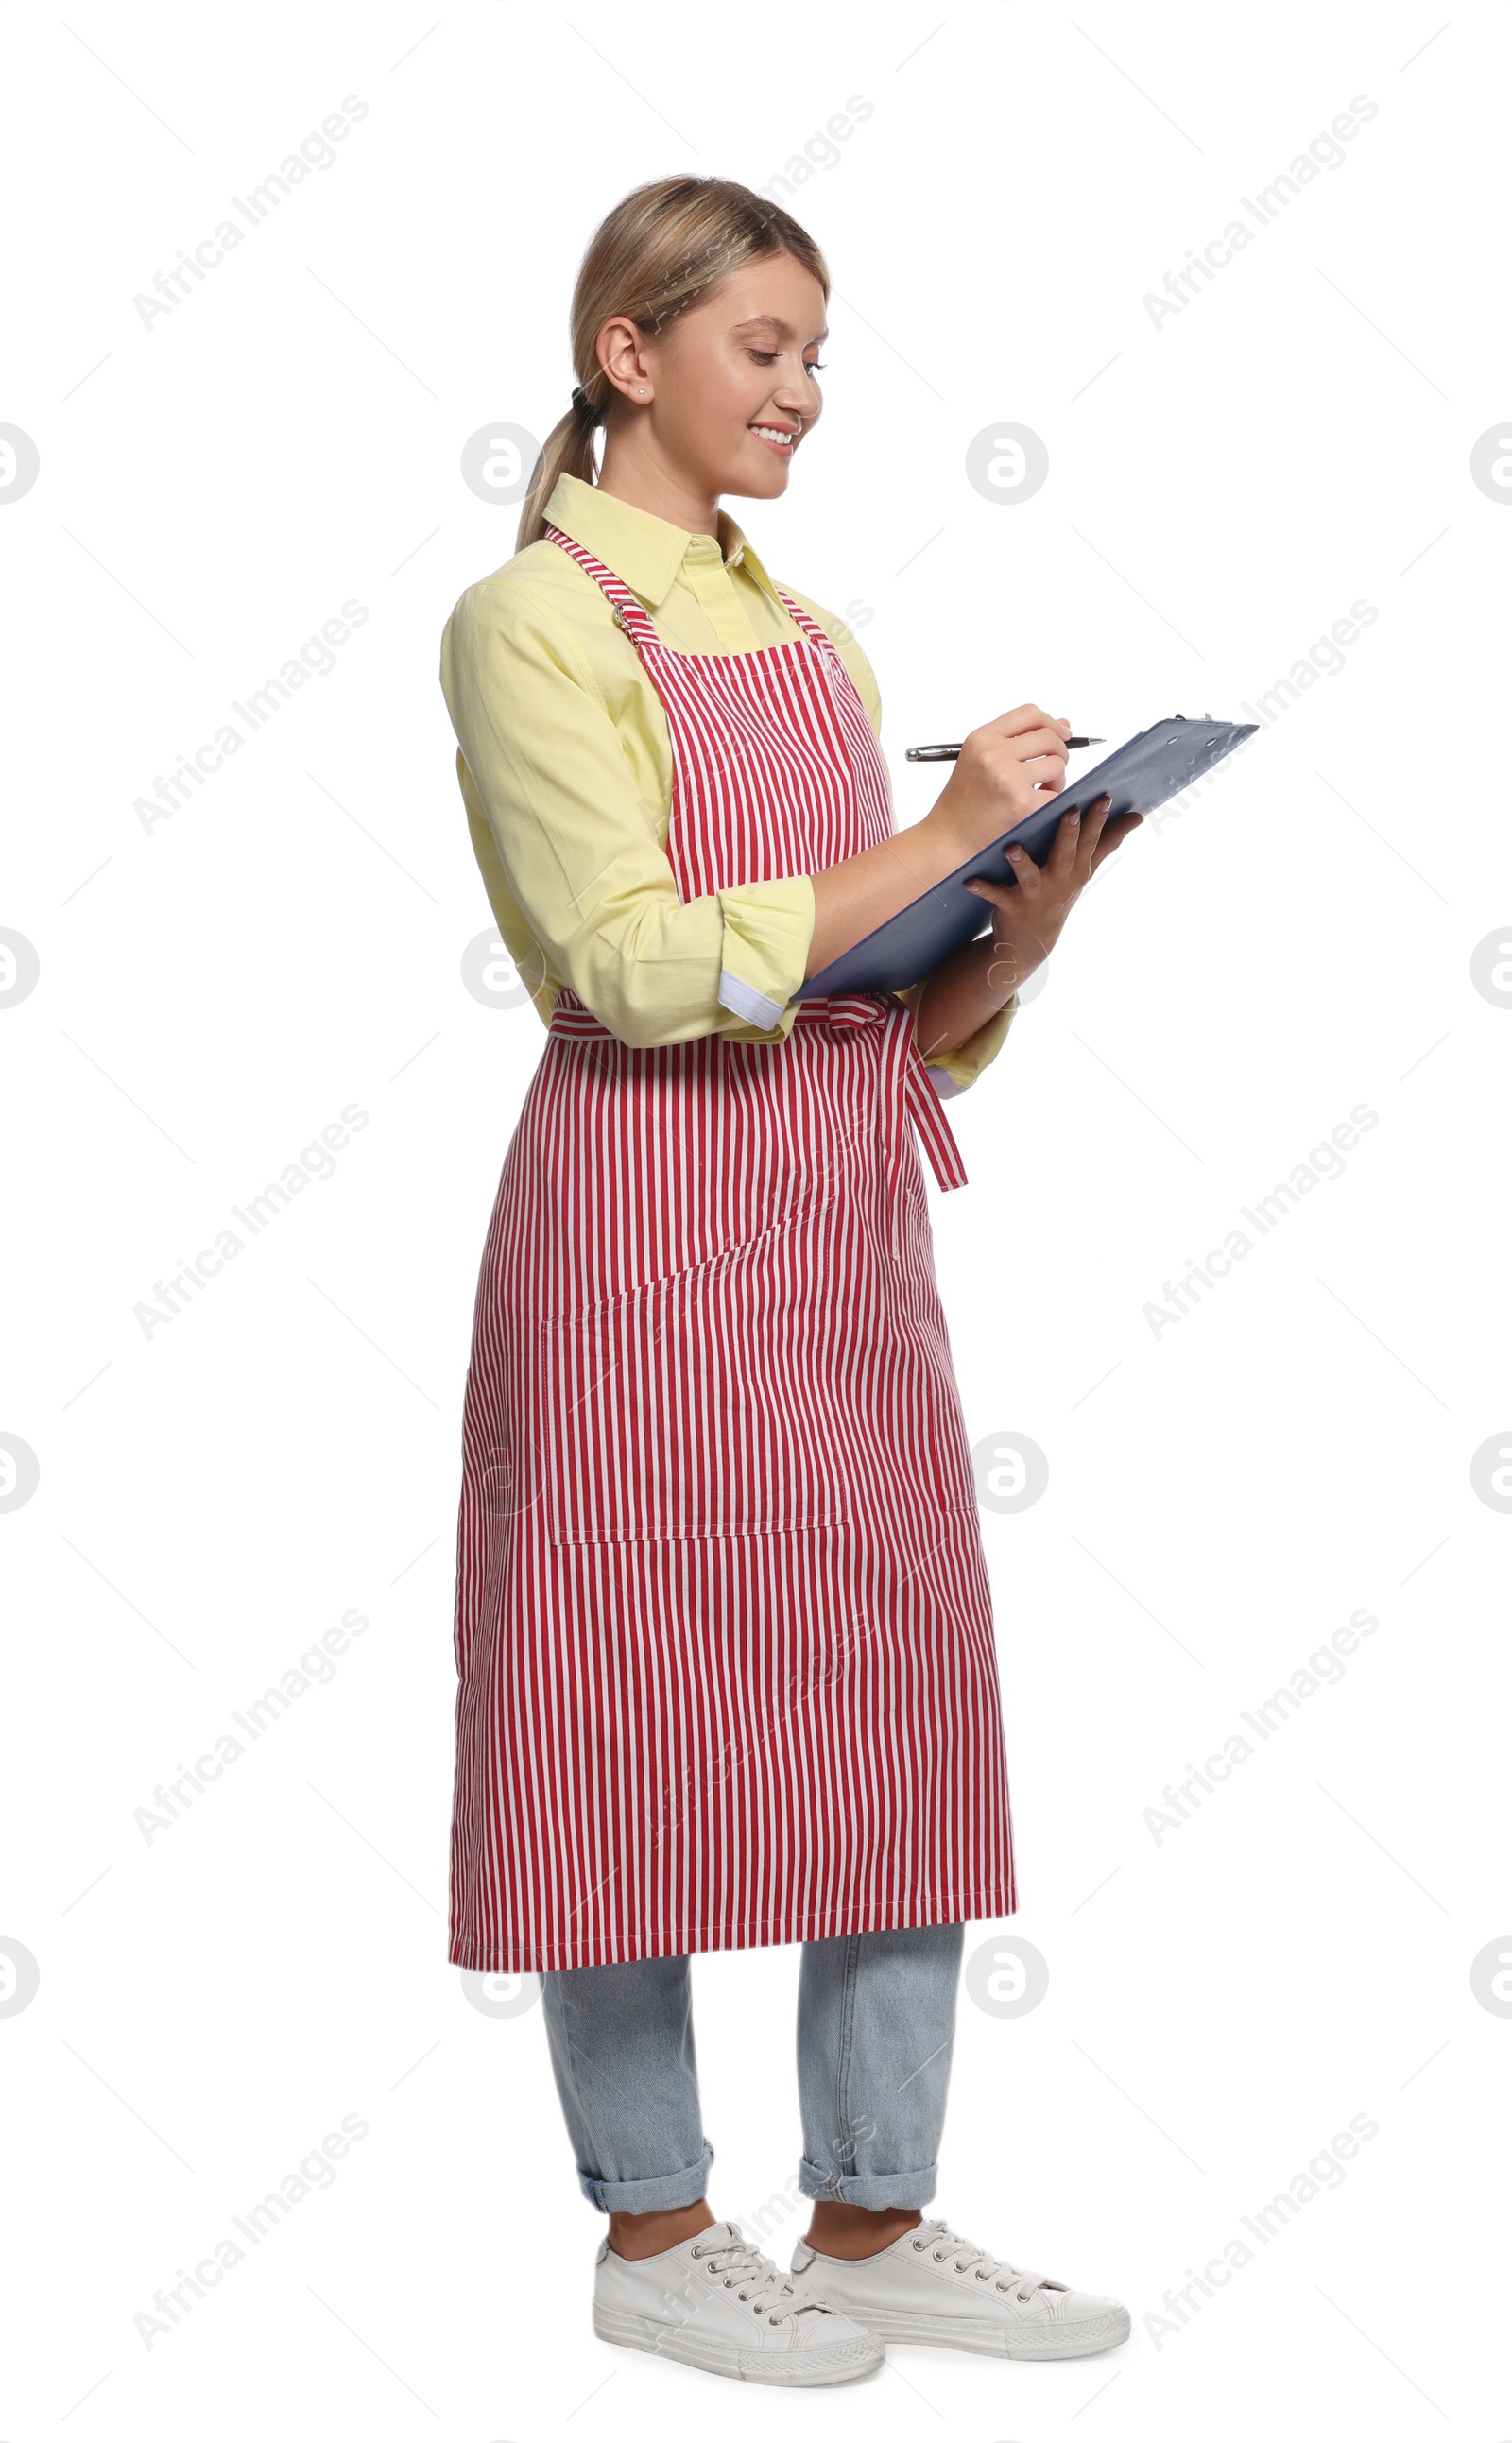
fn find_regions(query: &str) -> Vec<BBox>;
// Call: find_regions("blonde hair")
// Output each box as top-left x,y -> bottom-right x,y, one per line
514,175 -> 830,555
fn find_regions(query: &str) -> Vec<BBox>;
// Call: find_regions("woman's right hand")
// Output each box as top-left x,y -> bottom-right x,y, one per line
804,707 -> 1073,982
928,705 -> 1072,860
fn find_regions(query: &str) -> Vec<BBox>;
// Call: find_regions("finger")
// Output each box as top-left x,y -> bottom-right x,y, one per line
1072,792 -> 1112,877
988,703 -> 1066,745
1043,803 -> 1083,879
965,875 -> 1016,908
1003,840 -> 1043,892
1089,810 -> 1143,868
1006,725 -> 1071,771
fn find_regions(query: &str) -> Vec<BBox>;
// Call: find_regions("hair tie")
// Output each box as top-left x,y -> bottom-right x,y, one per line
571,384 -> 603,426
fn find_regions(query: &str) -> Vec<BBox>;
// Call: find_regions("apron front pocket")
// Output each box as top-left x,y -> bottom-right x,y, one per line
539,1214 -> 854,1546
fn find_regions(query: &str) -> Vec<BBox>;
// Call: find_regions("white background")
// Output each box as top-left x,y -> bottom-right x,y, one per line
3,2 -> 1507,2434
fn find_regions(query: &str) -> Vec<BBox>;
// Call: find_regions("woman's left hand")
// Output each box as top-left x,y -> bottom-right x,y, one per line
964,793 -> 1143,997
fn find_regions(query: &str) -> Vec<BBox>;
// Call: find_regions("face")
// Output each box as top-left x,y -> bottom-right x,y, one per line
597,252 -> 828,502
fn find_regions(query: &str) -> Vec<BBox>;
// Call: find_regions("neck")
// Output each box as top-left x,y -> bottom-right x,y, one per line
595,430 -> 720,540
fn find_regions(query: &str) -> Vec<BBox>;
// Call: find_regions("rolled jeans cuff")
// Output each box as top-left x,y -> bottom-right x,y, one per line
576,2140 -> 714,2215
797,2153 -> 940,2209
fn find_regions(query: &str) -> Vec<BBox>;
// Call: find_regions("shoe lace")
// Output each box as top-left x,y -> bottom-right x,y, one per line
912,2216 -> 1053,2301
691,2226 -> 821,2326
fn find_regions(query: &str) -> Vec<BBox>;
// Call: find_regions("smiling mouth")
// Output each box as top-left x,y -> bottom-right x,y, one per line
749,423 -> 799,452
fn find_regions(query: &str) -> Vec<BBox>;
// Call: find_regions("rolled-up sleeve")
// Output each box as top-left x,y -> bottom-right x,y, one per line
894,980 -> 1020,1099
440,580 -> 816,1048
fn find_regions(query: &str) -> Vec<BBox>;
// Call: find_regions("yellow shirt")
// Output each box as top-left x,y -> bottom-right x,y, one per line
439,471 -> 1017,1093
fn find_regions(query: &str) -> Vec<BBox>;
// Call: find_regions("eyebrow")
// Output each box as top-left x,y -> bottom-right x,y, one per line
732,313 -> 830,344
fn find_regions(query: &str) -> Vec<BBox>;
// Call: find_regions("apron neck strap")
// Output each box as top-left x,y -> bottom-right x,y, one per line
543,526 -> 662,647
770,584 -> 840,659
544,527 -> 840,663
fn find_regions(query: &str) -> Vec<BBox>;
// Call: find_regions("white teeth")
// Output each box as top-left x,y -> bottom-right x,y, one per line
750,425 -> 794,445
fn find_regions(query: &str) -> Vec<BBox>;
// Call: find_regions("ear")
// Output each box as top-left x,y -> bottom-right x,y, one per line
595,313 -> 655,406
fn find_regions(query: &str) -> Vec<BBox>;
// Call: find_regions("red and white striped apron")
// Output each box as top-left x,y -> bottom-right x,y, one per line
449,525 -> 1016,1972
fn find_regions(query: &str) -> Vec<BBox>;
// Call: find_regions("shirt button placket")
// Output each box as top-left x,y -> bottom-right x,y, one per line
686,541 -> 756,653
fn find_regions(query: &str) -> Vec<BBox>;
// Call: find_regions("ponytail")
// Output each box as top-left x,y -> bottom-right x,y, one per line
514,400 -> 603,558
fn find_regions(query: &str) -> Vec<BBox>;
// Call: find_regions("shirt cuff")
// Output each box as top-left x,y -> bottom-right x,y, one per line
714,875 -> 816,1032
912,989 -> 1021,1095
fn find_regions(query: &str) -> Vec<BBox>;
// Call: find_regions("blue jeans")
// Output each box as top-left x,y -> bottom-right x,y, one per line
540,1922 -> 965,2214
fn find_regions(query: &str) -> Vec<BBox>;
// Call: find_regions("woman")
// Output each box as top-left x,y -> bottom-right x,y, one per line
440,176 -> 1140,2386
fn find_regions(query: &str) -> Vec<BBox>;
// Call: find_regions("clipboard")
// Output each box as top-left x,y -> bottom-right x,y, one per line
795,714 -> 1257,1002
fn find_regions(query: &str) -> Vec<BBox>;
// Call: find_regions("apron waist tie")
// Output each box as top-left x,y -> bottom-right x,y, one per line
547,989 -> 969,1195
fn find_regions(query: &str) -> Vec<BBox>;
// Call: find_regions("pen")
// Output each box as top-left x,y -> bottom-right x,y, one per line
905,737 -> 1105,762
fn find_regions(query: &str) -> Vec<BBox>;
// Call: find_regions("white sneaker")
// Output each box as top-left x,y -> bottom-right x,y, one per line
791,2214 -> 1130,2360
593,2216 -> 885,2386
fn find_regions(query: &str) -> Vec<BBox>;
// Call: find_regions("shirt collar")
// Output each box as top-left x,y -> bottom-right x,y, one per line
542,471 -> 781,612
